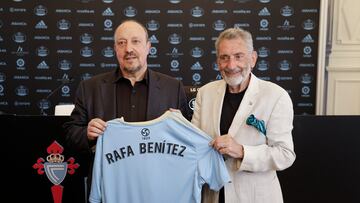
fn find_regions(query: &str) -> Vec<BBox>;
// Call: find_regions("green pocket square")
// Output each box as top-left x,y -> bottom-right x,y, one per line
246,114 -> 266,136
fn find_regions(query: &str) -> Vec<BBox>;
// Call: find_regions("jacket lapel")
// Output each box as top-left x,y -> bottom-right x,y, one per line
228,73 -> 259,137
146,70 -> 161,120
100,71 -> 117,120
214,80 -> 227,136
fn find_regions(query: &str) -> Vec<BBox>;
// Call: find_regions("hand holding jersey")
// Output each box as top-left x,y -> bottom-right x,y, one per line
210,134 -> 244,159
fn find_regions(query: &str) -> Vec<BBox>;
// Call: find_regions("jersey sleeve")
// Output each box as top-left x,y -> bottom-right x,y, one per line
89,133 -> 104,203
197,147 -> 231,191
170,111 -> 231,191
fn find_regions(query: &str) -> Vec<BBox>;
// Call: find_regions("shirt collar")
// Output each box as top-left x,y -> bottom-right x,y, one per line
114,68 -> 149,85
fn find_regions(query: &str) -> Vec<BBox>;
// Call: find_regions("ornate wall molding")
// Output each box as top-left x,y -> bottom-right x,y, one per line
326,0 -> 360,115
336,0 -> 360,45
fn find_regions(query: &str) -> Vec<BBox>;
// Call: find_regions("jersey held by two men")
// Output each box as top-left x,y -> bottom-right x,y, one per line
89,111 -> 230,203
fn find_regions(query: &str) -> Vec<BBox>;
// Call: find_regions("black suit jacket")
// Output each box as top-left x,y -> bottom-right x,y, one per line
63,69 -> 189,153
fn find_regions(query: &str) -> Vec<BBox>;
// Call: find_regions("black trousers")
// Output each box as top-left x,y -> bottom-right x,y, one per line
219,187 -> 224,203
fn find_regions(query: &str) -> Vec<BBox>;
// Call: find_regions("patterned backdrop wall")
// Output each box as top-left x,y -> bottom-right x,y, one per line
0,0 -> 320,115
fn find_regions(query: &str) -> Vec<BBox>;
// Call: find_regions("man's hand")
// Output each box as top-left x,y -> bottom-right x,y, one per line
169,108 -> 181,114
87,118 -> 107,141
210,134 -> 244,159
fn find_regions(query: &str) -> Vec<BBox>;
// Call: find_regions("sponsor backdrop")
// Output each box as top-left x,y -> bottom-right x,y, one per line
0,0 -> 320,115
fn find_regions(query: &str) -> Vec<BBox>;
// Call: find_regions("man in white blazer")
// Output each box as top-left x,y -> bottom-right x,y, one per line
191,28 -> 296,203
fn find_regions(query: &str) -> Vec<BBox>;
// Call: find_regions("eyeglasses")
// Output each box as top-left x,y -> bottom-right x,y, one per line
218,53 -> 248,64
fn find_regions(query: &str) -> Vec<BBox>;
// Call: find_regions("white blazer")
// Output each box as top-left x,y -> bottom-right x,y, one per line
192,74 -> 296,203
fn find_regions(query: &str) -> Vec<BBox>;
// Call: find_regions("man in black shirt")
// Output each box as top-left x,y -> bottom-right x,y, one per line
63,20 -> 189,199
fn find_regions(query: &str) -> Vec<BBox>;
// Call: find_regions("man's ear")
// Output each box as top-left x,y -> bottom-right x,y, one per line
146,41 -> 151,54
251,51 -> 258,68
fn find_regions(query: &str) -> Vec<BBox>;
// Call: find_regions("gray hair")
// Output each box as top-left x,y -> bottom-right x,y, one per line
215,27 -> 254,56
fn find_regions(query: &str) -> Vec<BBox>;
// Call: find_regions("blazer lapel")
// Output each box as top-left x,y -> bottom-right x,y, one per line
146,70 -> 161,120
100,75 -> 117,120
214,80 -> 227,136
228,73 -> 259,136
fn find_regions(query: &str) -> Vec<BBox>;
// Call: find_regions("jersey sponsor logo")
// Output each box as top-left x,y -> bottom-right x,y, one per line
141,128 -> 150,138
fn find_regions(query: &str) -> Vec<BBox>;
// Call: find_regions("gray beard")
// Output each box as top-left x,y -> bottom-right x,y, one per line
222,74 -> 244,87
221,64 -> 251,87
123,65 -> 142,75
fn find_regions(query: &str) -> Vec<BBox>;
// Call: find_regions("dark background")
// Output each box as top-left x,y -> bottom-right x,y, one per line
0,0 -> 319,115
2,115 -> 360,203
278,116 -> 360,203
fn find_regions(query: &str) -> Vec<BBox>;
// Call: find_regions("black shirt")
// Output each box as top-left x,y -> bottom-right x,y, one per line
219,85 -> 247,203
220,86 -> 246,135
115,71 -> 149,122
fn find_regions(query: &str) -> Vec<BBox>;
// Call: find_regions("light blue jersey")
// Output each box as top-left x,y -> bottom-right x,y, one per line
89,111 -> 230,203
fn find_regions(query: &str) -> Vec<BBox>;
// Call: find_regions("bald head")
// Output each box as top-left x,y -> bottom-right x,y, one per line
114,20 -> 148,43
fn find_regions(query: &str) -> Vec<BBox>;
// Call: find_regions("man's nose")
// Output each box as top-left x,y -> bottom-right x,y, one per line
227,57 -> 238,69
125,43 -> 134,52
